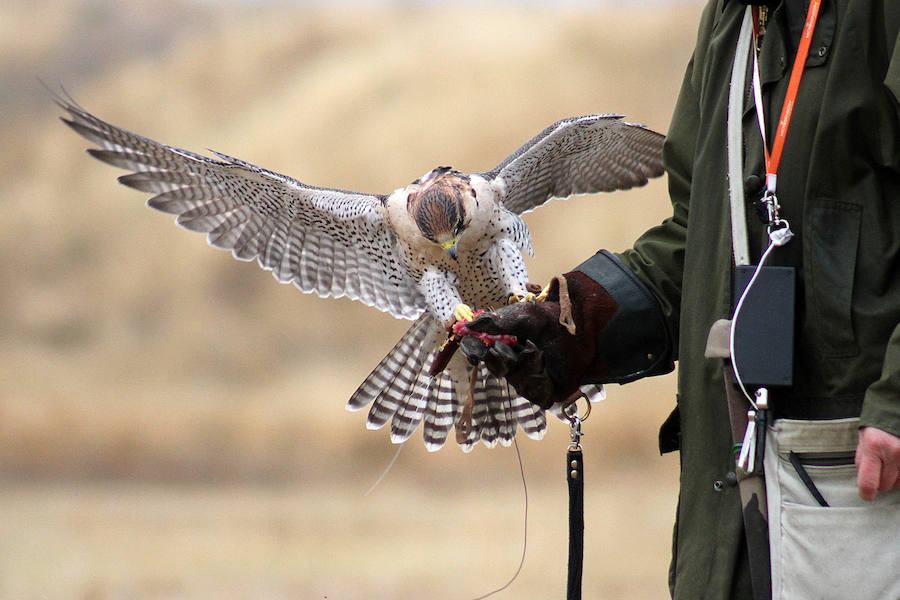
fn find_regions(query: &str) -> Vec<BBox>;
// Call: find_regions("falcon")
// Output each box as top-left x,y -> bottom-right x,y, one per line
57,94 -> 665,451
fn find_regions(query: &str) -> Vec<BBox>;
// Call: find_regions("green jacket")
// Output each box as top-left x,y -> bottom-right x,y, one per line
580,0 -> 900,597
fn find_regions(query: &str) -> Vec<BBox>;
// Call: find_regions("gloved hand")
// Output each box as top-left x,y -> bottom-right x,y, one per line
459,272 -> 618,409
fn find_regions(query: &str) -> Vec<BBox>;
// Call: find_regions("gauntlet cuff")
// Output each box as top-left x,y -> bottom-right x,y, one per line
574,250 -> 674,384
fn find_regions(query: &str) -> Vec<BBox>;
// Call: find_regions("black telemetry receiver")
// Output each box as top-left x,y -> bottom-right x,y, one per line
731,265 -> 795,387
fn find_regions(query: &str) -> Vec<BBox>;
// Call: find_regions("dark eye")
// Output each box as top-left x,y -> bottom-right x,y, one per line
455,221 -> 465,235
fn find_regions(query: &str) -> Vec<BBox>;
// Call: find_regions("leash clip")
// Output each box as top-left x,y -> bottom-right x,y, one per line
759,189 -> 794,242
569,416 -> 584,451
567,398 -> 591,451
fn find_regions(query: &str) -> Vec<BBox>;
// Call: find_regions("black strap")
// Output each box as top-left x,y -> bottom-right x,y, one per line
788,451 -> 830,507
567,448 -> 584,600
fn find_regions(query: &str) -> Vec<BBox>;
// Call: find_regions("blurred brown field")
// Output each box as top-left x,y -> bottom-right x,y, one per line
1,1 -> 703,598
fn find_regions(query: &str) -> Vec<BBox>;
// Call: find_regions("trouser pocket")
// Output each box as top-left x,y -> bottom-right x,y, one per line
764,418 -> 900,600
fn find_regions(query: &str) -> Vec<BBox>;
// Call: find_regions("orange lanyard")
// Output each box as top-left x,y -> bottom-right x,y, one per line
752,0 -> 823,195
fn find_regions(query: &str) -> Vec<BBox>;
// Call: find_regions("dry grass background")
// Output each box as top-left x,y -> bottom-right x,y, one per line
1,1 -> 703,598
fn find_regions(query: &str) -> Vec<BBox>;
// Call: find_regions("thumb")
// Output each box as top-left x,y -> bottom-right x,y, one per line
855,446 -> 881,502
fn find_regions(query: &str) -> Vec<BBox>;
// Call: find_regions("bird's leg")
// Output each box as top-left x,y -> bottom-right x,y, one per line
533,282 -> 553,302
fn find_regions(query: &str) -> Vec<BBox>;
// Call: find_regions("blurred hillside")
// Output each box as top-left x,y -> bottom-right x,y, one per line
1,1 -> 702,598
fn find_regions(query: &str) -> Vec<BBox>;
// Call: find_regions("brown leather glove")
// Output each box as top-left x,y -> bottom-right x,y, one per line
460,251 -> 674,409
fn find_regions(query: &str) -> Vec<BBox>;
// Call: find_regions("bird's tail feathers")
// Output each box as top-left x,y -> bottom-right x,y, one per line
347,314 -> 550,451
346,313 -> 441,435
453,371 -> 547,452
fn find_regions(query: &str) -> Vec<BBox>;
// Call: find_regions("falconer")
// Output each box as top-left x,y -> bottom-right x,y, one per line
461,1 -> 900,598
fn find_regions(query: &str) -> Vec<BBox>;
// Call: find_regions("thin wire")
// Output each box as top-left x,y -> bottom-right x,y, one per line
470,436 -> 529,600
364,442 -> 405,497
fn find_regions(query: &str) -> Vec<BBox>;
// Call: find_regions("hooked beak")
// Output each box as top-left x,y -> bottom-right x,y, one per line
440,238 -> 459,261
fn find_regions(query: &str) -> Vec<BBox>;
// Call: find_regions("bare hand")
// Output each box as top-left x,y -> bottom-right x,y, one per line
855,426 -> 900,501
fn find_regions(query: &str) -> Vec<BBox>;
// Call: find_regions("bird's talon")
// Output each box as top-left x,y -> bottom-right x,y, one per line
454,303 -> 476,323
509,292 -> 538,304
534,284 -> 552,302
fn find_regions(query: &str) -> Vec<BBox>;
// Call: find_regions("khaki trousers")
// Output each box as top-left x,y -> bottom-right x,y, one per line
764,418 -> 900,600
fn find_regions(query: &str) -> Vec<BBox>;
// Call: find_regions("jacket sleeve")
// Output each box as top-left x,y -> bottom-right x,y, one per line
859,324 -> 900,436
882,5 -> 900,121
573,250 -> 674,383
861,325 -> 900,439
862,11 -> 900,438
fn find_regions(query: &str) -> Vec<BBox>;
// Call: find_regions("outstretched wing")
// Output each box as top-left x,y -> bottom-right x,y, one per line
479,114 -> 665,215
58,98 -> 425,320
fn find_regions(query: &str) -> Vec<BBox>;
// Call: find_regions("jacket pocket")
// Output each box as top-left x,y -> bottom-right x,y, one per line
805,200 -> 861,358
779,501 -> 900,599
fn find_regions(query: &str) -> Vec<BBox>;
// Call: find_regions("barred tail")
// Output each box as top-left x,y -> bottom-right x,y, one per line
346,313 -> 444,441
347,313 -> 594,451
452,369 -> 547,452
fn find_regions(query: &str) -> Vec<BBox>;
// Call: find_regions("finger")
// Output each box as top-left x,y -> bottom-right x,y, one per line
459,336 -> 488,361
484,341 -> 526,377
856,451 -> 881,501
482,347 -> 510,377
491,341 -> 518,362
857,427 -> 900,498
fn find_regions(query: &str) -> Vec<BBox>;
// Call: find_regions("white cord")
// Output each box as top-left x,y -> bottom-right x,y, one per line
470,437 -> 528,600
364,443 -> 405,497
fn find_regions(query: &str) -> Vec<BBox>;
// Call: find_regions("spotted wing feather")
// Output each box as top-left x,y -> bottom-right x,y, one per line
479,114 -> 665,215
58,99 -> 425,320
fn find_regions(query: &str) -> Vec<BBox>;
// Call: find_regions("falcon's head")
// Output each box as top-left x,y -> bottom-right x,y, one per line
407,167 -> 474,260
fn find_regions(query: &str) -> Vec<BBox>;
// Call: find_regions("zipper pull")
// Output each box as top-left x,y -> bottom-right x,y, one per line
737,408 -> 758,474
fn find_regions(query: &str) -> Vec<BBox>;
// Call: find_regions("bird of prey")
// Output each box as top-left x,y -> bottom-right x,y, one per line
57,95 -> 664,452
